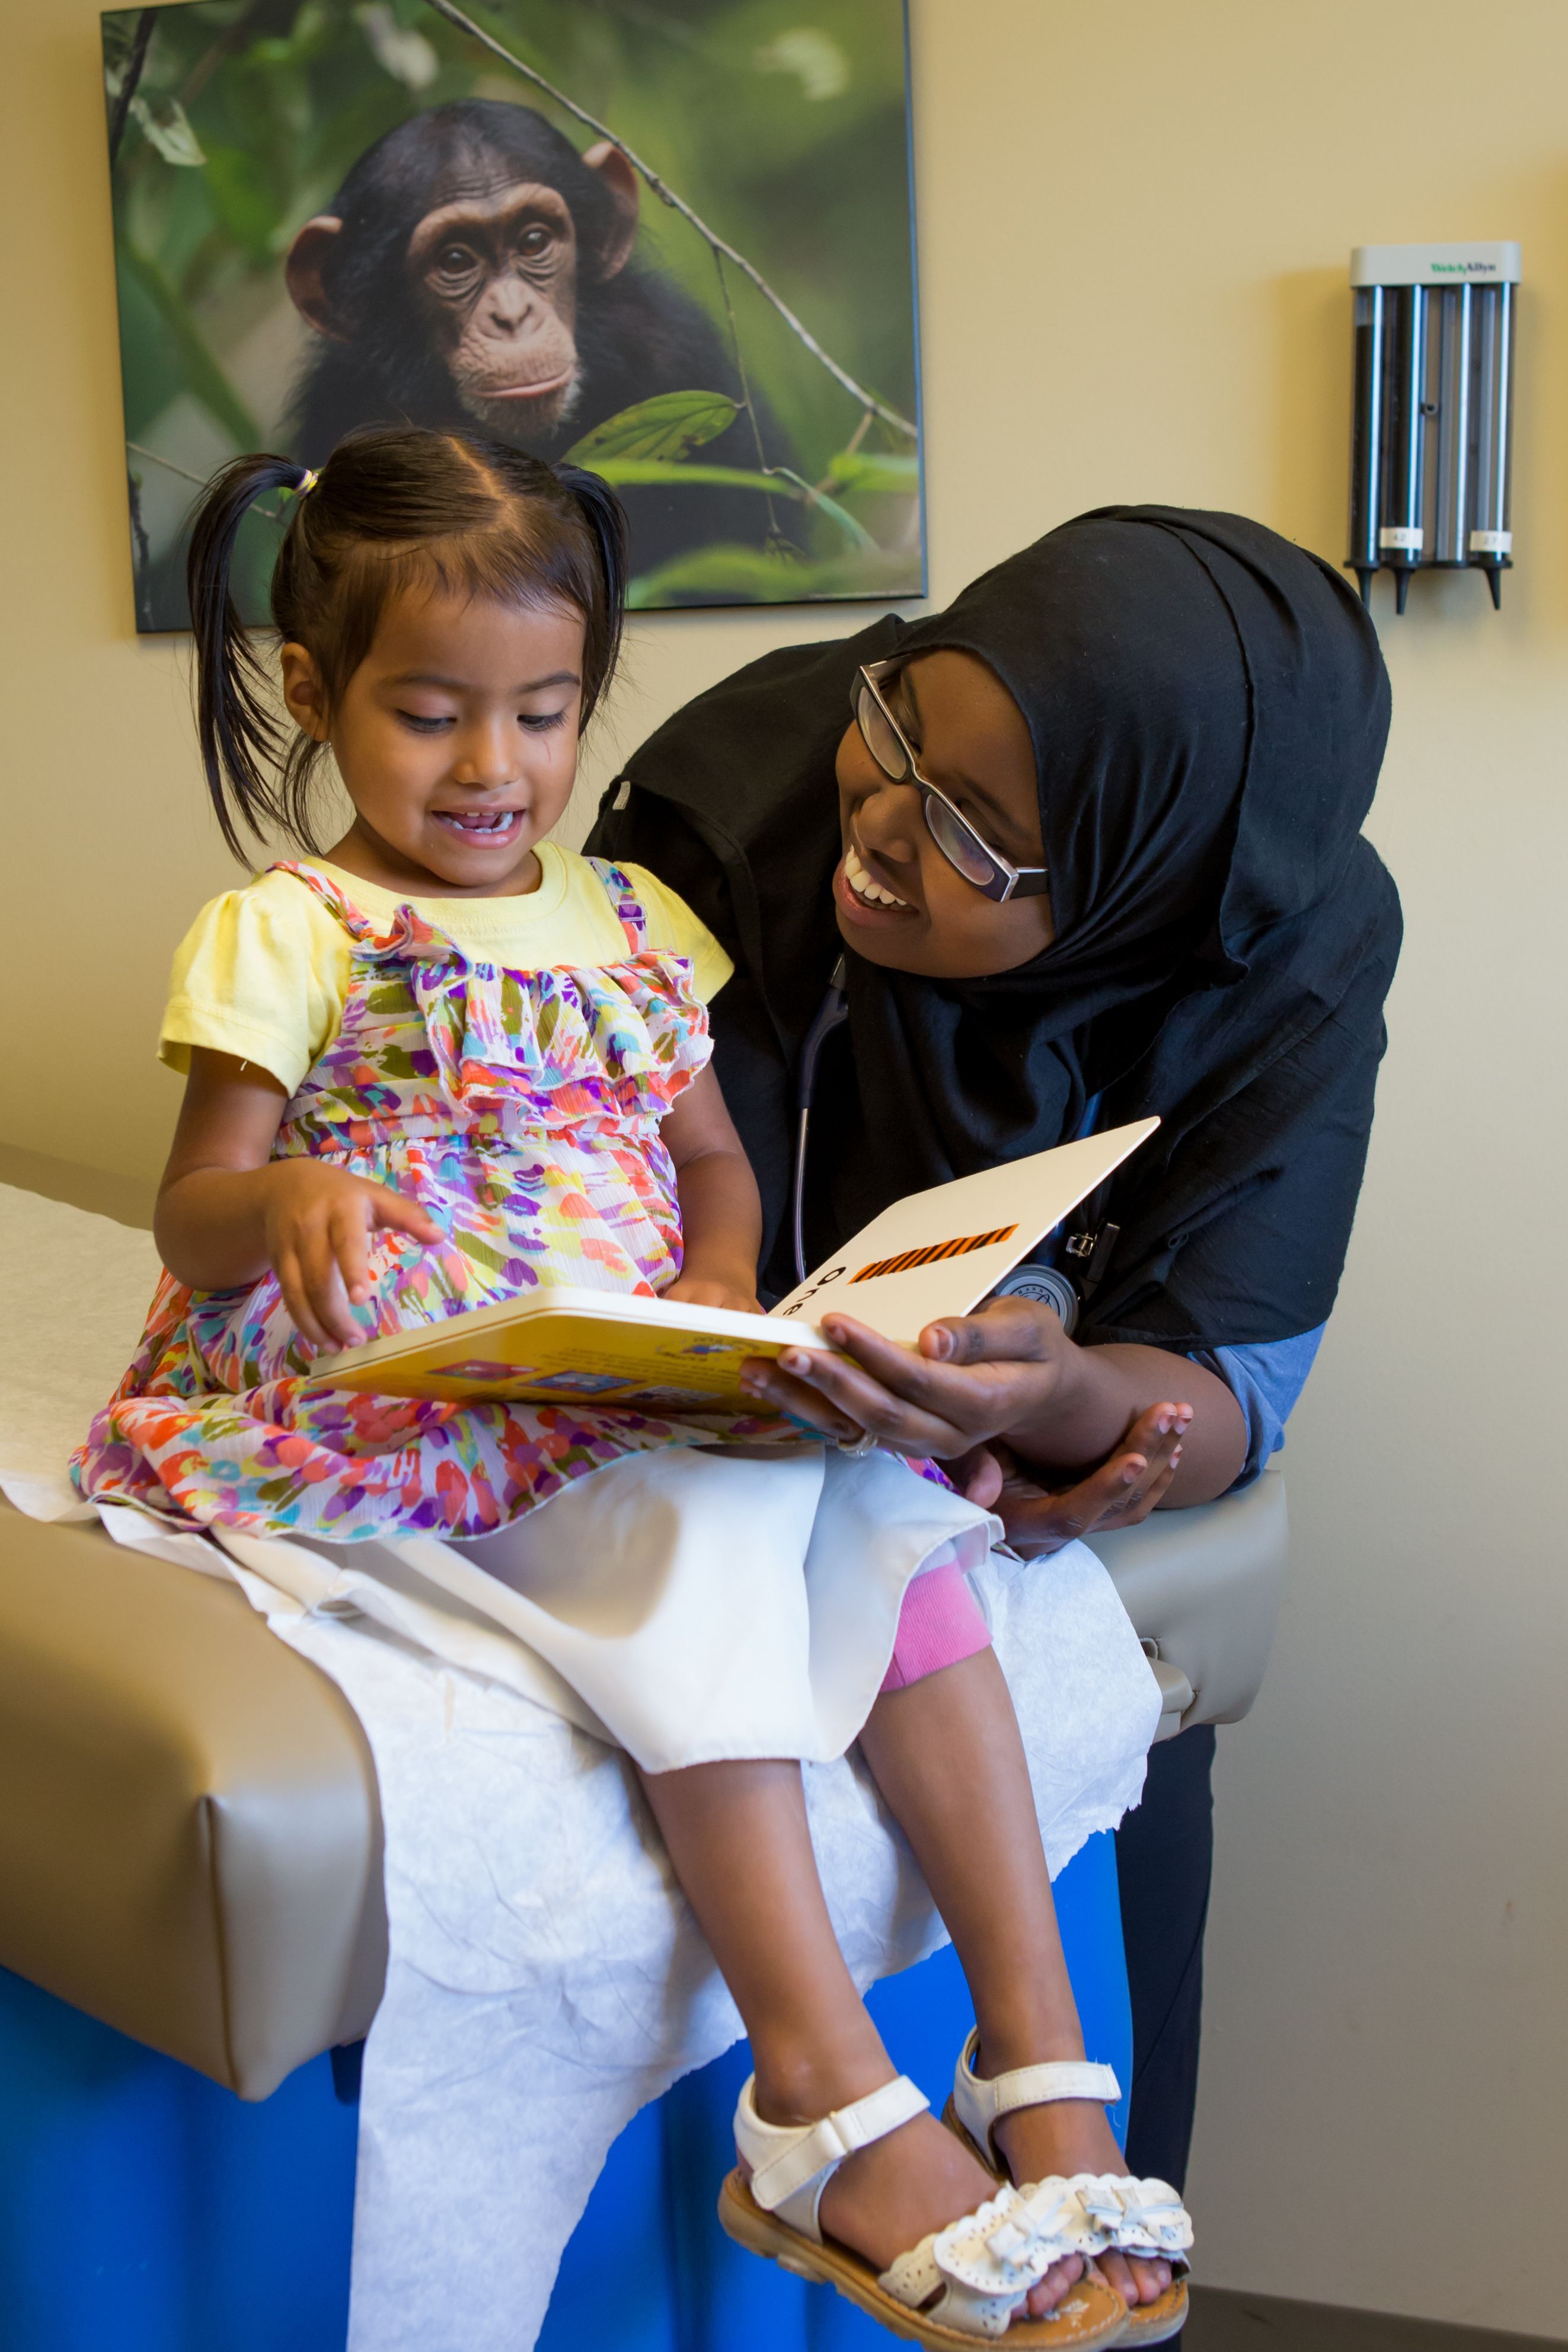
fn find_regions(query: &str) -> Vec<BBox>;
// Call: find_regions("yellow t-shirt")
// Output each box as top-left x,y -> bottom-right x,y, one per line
160,845 -> 733,1096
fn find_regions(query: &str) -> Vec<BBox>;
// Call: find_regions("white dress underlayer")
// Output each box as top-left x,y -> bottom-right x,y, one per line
297,1443 -> 1001,1774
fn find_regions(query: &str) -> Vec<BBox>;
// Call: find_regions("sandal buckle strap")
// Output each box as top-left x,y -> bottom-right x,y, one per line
981,2057 -> 1123,2112
737,2073 -> 930,2213
951,2025 -> 1121,2158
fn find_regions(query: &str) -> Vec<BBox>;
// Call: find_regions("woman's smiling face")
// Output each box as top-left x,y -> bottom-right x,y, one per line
832,649 -> 1055,977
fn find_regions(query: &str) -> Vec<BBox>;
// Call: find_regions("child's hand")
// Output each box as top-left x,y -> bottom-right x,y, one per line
260,1161 -> 443,1350
971,1402 -> 1191,1557
663,1269 -> 765,1319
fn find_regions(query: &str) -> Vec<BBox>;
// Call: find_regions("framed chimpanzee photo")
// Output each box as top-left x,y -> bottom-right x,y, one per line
101,0 -> 923,630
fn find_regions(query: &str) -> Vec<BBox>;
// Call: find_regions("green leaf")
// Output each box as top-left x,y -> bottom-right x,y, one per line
355,2 -> 440,90
117,242 -> 260,449
114,250 -> 189,438
754,28 -> 851,103
202,145 -> 282,261
766,465 -> 877,550
132,94 -> 206,168
581,457 -> 783,493
580,458 -> 874,551
565,392 -> 739,467
627,541 -> 920,610
825,451 -> 921,496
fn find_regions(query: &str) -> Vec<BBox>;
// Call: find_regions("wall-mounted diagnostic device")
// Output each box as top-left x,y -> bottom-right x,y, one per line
1347,241 -> 1519,611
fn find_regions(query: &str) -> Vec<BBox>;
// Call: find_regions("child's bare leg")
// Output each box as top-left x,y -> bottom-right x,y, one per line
857,1649 -> 1174,2312
638,1757 -> 1084,2313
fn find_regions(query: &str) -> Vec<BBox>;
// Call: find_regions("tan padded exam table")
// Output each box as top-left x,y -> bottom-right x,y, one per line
0,1143 -> 1287,2101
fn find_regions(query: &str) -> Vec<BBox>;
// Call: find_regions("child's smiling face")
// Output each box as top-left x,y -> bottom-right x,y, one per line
280,585 -> 586,896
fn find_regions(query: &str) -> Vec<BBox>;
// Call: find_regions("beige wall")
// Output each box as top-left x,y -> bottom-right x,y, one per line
5,0 -> 1567,2332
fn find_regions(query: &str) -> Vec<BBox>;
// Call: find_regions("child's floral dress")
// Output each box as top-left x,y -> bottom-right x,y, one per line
74,860 -> 783,1543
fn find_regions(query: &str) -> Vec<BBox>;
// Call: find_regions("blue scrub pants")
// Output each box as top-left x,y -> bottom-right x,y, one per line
0,1831 -> 1129,2352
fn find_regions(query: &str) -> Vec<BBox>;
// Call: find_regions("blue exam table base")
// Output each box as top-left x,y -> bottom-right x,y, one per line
0,1833 -> 1129,2352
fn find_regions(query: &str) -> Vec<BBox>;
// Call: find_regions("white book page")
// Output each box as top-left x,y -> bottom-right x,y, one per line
768,1119 -> 1158,1342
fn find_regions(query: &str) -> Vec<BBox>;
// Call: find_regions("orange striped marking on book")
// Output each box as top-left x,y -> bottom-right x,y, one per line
850,1224 -> 1018,1283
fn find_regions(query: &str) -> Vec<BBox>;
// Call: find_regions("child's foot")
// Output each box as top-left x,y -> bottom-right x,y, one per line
750,2072 -> 1089,2319
983,2053 -> 1175,2314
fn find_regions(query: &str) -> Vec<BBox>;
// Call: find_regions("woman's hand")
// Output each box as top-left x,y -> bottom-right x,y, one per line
960,1404 -> 1189,1556
738,1295 -> 1244,1506
260,1161 -> 443,1350
739,1297 -> 1074,1455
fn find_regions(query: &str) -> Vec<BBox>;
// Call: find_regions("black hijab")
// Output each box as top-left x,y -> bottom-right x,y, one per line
587,507 -> 1401,1349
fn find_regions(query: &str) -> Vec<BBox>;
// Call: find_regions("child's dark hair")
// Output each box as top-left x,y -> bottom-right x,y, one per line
186,426 -> 627,857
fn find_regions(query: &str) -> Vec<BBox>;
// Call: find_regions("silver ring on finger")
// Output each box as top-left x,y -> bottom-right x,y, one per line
835,1427 -> 880,1458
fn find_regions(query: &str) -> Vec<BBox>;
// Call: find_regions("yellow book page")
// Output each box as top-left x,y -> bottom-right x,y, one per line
317,1300 -> 829,1412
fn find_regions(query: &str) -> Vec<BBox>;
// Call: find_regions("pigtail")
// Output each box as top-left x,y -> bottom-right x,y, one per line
185,453 -> 311,859
556,464 -> 628,724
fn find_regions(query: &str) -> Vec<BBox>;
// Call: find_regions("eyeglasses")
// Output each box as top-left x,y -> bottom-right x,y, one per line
850,660 -> 1050,904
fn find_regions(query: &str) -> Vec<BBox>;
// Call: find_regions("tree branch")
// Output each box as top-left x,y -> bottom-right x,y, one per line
126,467 -> 154,630
417,0 -> 917,439
107,8 -> 158,165
127,440 -> 285,520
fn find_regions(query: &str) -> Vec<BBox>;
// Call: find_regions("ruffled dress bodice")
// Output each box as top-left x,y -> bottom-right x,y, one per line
75,860 -> 784,1540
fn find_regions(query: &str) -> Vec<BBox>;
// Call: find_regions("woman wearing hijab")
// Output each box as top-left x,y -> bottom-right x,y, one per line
588,505 -> 1400,2204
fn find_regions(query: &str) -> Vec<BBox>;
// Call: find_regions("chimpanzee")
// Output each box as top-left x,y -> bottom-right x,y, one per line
285,100 -> 792,582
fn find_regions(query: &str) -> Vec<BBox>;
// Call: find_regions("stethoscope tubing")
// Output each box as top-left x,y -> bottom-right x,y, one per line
791,961 -> 848,1285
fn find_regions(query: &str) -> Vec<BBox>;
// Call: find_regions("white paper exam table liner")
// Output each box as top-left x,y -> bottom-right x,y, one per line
0,1180 -> 1161,2352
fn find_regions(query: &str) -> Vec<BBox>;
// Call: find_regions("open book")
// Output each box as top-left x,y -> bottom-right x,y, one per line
310,1118 -> 1157,1411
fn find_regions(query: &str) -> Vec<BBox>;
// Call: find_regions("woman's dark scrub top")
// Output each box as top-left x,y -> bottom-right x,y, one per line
590,508 -> 1400,1502
1062,1094 -> 1326,1489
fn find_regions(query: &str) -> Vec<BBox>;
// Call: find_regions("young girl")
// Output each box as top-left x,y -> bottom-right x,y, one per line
77,427 -> 1190,2347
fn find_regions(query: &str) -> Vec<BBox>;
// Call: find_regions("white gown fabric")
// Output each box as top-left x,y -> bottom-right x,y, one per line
0,1182 -> 1165,2352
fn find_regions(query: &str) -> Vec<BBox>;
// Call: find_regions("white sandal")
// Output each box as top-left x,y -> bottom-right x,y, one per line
946,2032 -> 1193,2348
717,2072 -> 1131,2346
